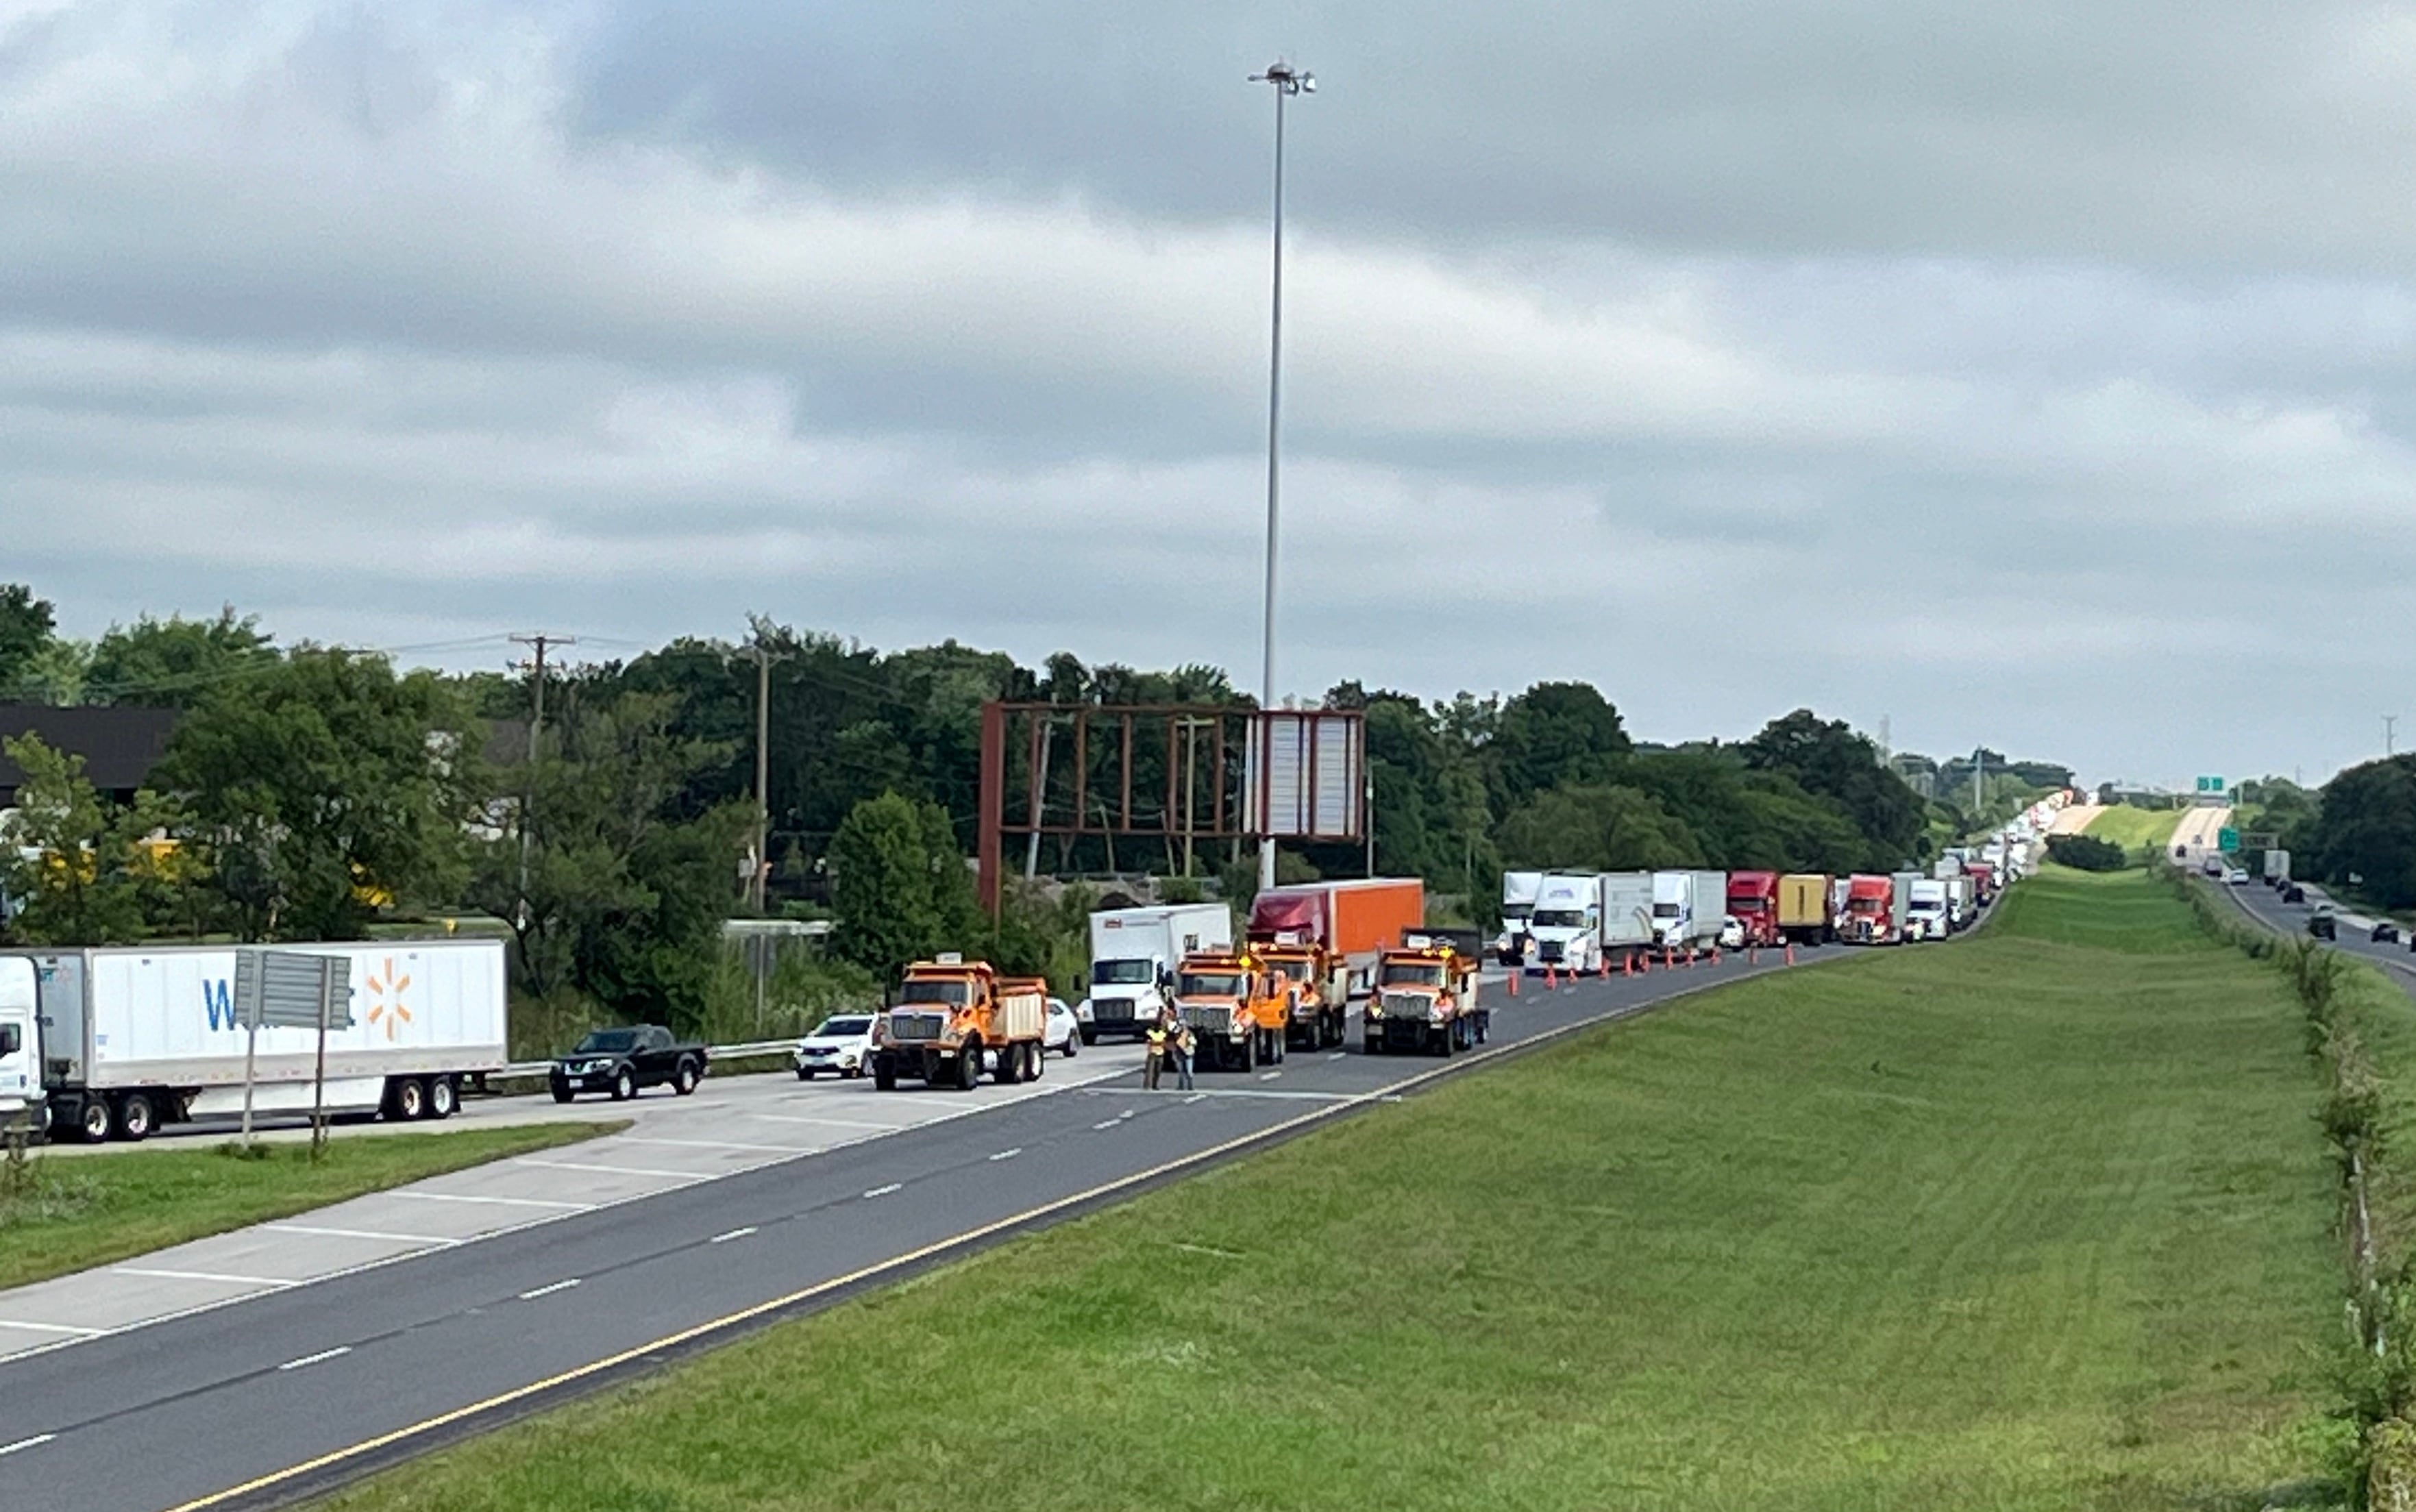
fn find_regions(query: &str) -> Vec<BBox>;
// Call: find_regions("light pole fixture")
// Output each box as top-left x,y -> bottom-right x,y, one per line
1250,58 -> 1313,893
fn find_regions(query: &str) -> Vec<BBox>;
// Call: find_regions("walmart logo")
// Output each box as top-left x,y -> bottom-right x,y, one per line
203,978 -> 238,1032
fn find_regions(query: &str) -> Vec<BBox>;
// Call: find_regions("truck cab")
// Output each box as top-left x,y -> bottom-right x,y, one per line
1725,871 -> 1780,947
1365,937 -> 1483,1056
1253,940 -> 1346,1050
873,958 -> 1050,1091
1525,874 -> 1601,974
1842,875 -> 1897,944
1496,871 -> 1543,965
0,958 -> 40,1134
1905,879 -> 1949,941
1172,952 -> 1290,1072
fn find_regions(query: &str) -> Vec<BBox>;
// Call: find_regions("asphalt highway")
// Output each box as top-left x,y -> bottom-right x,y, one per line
0,943 -> 1846,1512
2222,871 -> 2416,986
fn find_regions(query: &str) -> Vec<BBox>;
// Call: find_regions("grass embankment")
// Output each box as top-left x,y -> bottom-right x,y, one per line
0,1123 -> 621,1292
321,871 -> 2339,1512
2087,804 -> 2184,854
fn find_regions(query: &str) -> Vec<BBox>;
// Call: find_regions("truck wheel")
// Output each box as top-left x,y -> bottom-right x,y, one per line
959,1045 -> 984,1091
992,1041 -> 1018,1086
427,1075 -> 458,1119
551,1086 -> 575,1105
1078,1026 -> 1097,1047
389,1076 -> 428,1121
116,1091 -> 156,1142
673,1060 -> 700,1095
873,1061 -> 898,1091
611,1067 -> 636,1102
1026,1042 -> 1044,1082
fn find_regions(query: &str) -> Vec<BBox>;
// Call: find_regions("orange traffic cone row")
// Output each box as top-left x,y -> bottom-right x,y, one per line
1546,963 -> 1558,990
1508,969 -> 1520,997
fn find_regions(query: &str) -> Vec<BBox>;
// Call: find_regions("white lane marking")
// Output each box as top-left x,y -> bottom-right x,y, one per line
1326,1052 -> 1346,1061
513,1158 -> 706,1181
987,1148 -> 1022,1162
276,1346 -> 352,1372
264,1225 -> 458,1247
0,1319 -> 106,1337
708,1226 -> 756,1245
752,1112 -> 909,1132
1118,1109 -> 1137,1120
114,1269 -> 291,1289
863,1182 -> 902,1198
0,1433 -> 55,1457
390,1191 -> 591,1211
1183,1094 -> 1206,1104
1259,1071 -> 1282,1081
620,1137 -> 813,1155
1092,1119 -> 1119,1130
518,1278 -> 581,1300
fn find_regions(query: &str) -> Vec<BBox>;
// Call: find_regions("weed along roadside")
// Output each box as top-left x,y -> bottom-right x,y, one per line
2167,864 -> 2416,1504
311,869 -> 2344,1512
0,1123 -> 621,1292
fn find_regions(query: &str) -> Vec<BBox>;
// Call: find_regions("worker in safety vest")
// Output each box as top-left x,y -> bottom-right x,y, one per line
1144,1011 -> 1170,1091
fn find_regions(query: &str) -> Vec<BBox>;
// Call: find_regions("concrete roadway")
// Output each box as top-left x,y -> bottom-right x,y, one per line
0,943 -> 1851,1512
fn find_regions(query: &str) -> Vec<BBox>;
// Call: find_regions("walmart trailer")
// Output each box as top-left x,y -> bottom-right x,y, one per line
13,939 -> 508,1143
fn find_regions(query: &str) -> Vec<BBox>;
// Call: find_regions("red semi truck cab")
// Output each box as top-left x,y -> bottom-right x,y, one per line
1965,863 -> 1997,903
1841,874 -> 1896,944
1725,870 -> 1780,947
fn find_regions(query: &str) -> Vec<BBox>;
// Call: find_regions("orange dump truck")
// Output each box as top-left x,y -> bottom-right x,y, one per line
1172,950 -> 1292,1072
1364,932 -> 1485,1055
1251,939 -> 1348,1050
1246,878 -> 1426,999
870,956 -> 1049,1091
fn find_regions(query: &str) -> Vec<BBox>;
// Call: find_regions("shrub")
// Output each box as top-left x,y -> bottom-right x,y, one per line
2045,833 -> 2128,871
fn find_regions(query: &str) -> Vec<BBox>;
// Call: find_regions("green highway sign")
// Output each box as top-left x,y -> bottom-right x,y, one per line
2195,775 -> 2227,795
2219,827 -> 2239,852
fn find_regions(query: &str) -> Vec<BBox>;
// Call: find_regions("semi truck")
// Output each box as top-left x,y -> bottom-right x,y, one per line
1725,871 -> 1781,947
872,958 -> 1049,1091
1248,878 -> 1425,995
1905,877 -> 1949,941
1255,937 -> 1349,1050
1649,871 -> 1727,954
1840,874 -> 1903,945
1777,874 -> 1834,945
1496,871 -> 1543,964
4,941 -> 508,1143
1525,873 -> 1603,974
1364,933 -> 1483,1056
1078,903 -> 1233,1045
1598,871 -> 1657,968
1171,950 -> 1290,1071
2265,849 -> 2292,883
1965,862 -> 1997,904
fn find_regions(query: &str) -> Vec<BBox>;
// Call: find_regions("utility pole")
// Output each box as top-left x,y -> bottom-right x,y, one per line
508,633 -> 575,919
746,639 -> 789,914
1250,58 -> 1314,894
2388,715 -> 2399,758
1971,746 -> 1983,817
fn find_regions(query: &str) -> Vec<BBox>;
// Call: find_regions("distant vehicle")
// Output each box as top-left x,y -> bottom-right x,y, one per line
2173,844 -> 2187,860
1081,903 -> 1233,1045
552,1025 -> 705,1103
1716,915 -> 1747,950
2283,884 -> 2307,904
2375,921 -> 2402,945
793,1014 -> 876,1080
1045,997 -> 1081,1058
2224,869 -> 2249,886
2202,858 -> 2224,877
2309,908 -> 2337,941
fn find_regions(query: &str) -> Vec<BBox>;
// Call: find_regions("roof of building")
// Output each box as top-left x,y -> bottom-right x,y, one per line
0,704 -> 181,798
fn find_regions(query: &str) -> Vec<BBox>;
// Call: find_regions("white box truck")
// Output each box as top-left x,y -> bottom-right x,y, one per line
1945,874 -> 1977,931
1079,903 -> 1233,1043
13,940 -> 508,1143
1525,873 -> 1602,974
1496,871 -> 1544,965
0,957 -> 36,1127
1597,871 -> 1657,965
2264,849 -> 2291,882
1906,878 -> 1949,940
1649,871 -> 1726,952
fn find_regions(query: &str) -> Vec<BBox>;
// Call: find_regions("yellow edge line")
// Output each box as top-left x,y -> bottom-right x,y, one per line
162,968 -> 1766,1512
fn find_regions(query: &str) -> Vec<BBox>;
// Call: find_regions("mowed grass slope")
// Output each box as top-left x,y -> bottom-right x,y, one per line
0,1123 -> 620,1291
323,871 -> 2339,1512
2087,804 -> 2185,852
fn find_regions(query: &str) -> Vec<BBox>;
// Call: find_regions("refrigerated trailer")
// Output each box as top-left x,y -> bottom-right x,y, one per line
11,940 -> 509,1142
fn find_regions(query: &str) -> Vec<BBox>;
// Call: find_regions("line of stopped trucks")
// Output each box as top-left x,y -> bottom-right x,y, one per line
0,800 -> 2059,1141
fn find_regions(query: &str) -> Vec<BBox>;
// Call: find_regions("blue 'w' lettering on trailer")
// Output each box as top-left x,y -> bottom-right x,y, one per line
203,979 -> 237,1032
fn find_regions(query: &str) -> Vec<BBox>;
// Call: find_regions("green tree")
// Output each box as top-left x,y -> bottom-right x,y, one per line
87,608 -> 278,706
829,793 -> 977,987
1742,709 -> 1927,869
153,648 -> 478,939
14,639 -> 92,705
2310,756 -> 2416,907
0,736 -> 153,943
0,584 -> 57,696
1491,682 -> 1631,803
1496,784 -> 1703,871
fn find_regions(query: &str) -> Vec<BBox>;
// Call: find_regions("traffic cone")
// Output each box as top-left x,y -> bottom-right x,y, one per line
1546,963 -> 1557,990
1508,969 -> 1520,997
1749,945 -> 1758,965
1710,945 -> 1720,965
1622,952 -> 1634,978
1597,953 -> 1609,980
1785,943 -> 1796,965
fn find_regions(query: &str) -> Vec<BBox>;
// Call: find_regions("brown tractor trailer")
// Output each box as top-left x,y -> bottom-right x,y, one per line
870,957 -> 1050,1091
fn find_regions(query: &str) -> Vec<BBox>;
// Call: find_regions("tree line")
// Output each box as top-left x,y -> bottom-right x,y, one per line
0,585 -> 2057,1033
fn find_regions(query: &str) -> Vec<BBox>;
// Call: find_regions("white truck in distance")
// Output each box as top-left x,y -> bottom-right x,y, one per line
1496,871 -> 1543,965
7,940 -> 508,1143
0,958 -> 35,1128
1597,871 -> 1656,965
1649,871 -> 1727,953
1079,903 -> 1233,1044
1525,873 -> 1602,974
1906,878 -> 1949,940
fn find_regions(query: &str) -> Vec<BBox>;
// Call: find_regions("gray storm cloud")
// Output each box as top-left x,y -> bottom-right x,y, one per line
3,0 -> 2413,787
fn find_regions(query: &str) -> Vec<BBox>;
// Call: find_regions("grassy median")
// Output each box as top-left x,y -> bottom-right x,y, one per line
320,870 -> 2341,1511
2086,804 -> 2184,853
0,1122 -> 621,1291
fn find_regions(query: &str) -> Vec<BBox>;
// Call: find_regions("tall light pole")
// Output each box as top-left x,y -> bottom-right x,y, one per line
1251,58 -> 1314,893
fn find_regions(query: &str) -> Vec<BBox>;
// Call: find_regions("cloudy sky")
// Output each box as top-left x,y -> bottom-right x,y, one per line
7,1 -> 2415,788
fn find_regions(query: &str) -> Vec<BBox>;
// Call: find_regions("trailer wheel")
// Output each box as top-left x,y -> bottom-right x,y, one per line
991,1039 -> 1018,1086
427,1076 -> 458,1120
391,1076 -> 429,1121
116,1091 -> 156,1142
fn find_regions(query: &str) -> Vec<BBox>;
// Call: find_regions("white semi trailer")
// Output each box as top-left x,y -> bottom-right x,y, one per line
9,940 -> 508,1142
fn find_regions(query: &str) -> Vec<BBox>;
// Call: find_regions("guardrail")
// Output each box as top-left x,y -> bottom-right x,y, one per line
485,1037 -> 802,1087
